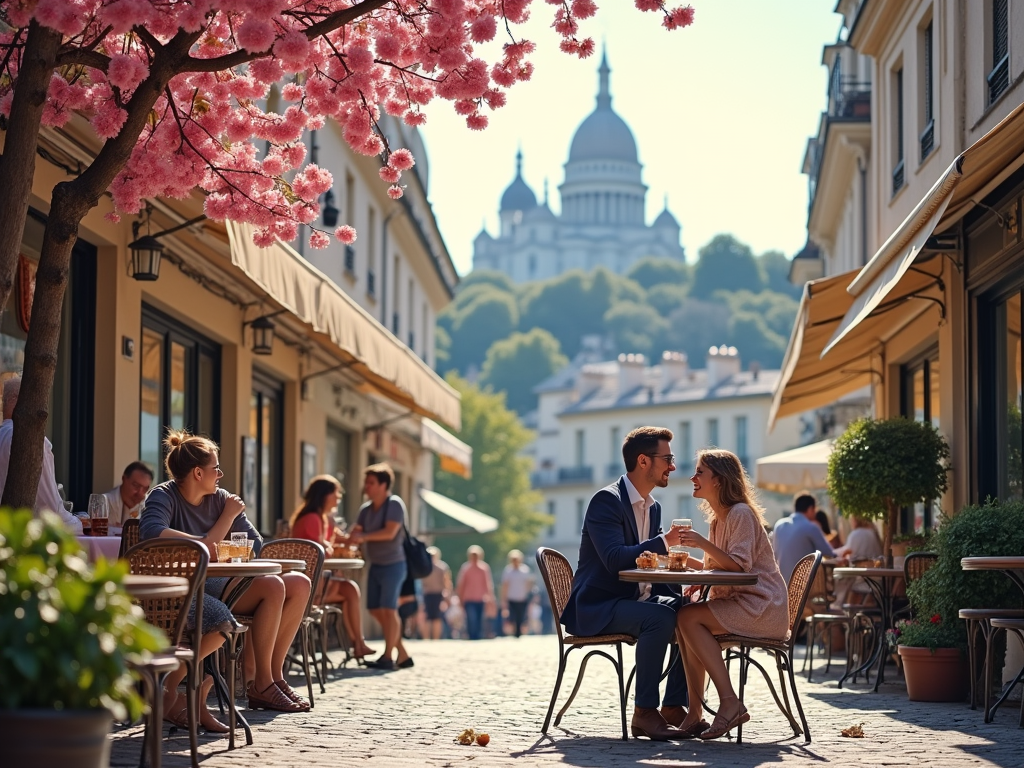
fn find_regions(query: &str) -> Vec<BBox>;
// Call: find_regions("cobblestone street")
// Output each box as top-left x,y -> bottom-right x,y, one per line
108,635 -> 1024,768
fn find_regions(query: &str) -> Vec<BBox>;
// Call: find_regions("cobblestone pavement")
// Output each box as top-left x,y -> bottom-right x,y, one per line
110,636 -> 1024,768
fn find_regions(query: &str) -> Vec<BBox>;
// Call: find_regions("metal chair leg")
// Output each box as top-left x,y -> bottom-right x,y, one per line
300,622 -> 316,707
616,643 -> 628,741
542,653 -> 567,733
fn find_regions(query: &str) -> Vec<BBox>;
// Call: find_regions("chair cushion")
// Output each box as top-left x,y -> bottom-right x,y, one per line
564,633 -> 637,647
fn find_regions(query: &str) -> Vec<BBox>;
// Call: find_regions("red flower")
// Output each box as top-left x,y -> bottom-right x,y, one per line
930,614 -> 942,624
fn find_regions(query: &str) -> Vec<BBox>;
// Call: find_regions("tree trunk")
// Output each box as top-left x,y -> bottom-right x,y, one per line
1,183 -> 88,509
0,22 -> 60,324
883,499 -> 897,569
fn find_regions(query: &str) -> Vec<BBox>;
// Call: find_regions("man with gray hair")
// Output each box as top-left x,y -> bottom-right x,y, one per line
0,377 -> 82,533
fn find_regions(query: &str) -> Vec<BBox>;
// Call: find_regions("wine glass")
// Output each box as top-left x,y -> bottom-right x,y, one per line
88,494 -> 109,537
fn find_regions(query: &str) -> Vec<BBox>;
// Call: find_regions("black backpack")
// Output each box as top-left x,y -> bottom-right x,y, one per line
393,496 -> 432,579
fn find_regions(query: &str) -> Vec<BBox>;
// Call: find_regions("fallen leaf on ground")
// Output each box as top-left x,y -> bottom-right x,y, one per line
841,723 -> 865,738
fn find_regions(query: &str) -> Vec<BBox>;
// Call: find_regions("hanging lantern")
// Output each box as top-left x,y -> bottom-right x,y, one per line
128,235 -> 163,281
251,315 -> 276,355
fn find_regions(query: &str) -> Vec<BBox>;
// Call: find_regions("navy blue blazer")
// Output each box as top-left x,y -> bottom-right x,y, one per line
561,476 -> 677,637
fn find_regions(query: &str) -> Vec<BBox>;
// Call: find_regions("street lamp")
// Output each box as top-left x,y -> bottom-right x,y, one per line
250,315 -> 276,355
322,189 -> 339,227
127,234 -> 164,281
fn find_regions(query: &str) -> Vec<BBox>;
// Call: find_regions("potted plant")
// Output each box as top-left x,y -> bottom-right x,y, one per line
887,613 -> 969,701
827,417 -> 949,567
0,509 -> 166,768
891,532 -> 932,559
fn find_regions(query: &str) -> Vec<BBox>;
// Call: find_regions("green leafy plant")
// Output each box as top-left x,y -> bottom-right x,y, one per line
886,614 -> 965,653
0,509 -> 166,719
827,417 -> 950,566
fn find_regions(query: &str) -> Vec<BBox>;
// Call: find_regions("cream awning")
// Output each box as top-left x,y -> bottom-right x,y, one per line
418,488 -> 498,534
420,418 -> 472,479
824,100 -> 1024,358
755,439 -> 833,494
226,221 -> 461,429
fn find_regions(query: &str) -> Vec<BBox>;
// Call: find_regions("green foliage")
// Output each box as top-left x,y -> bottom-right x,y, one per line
827,417 -> 950,519
0,509 -> 166,718
445,289 -> 519,375
691,234 -> 765,296
456,269 -> 517,296
626,257 -> 689,291
661,299 -> 731,364
887,614 -> 966,653
758,250 -> 802,299
647,284 -> 688,316
727,312 -> 787,369
434,325 -> 451,371
432,376 -> 549,568
907,500 -> 1024,650
604,303 -> 669,359
478,329 -> 568,415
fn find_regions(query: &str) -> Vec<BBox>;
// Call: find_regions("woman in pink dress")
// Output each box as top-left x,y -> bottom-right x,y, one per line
673,449 -> 789,740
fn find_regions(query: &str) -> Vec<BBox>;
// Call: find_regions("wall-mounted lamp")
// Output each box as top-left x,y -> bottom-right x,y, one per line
243,309 -> 287,356
321,189 -> 339,228
128,209 -> 207,282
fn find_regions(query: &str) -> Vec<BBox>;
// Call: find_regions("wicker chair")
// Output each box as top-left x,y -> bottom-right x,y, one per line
119,518 -> 141,558
986,618 -> 1024,726
535,547 -> 637,741
960,609 -> 1024,715
258,539 -> 325,706
124,539 -> 209,768
716,551 -> 822,744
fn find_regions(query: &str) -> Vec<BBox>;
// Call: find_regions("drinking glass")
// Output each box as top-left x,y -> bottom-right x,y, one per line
216,540 -> 233,562
88,494 -> 109,537
230,532 -> 248,563
670,518 -> 693,554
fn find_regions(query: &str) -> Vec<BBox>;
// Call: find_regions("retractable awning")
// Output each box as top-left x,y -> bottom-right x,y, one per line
823,100 -> 1024,357
755,439 -> 834,494
418,488 -> 498,534
420,418 -> 472,479
225,221 -> 461,429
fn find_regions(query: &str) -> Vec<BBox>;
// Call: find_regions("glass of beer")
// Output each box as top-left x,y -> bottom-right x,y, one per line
670,518 -> 692,554
216,540 -> 233,562
88,494 -> 109,537
230,532 -> 248,563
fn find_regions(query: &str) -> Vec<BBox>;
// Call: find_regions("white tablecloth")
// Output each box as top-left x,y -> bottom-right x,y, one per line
75,535 -> 122,561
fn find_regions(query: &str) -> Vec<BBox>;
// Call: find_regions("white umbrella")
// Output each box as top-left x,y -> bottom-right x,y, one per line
755,439 -> 834,494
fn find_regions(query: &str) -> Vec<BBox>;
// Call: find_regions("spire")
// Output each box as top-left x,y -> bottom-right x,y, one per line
544,178 -> 549,206
515,147 -> 523,177
663,194 -> 669,210
597,47 -> 611,110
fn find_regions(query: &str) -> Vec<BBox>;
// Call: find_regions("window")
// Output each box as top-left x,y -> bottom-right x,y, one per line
140,306 -> 220,482
250,372 -> 283,534
900,350 -> 941,531
706,418 -> 719,447
408,278 -> 415,352
735,415 -> 748,461
610,425 -> 620,460
893,66 -> 905,195
547,500 -> 557,538
989,0 -> 1010,104
576,498 -> 585,531
575,429 -> 585,467
367,207 -> 376,298
920,20 -> 934,161
324,423 -> 352,518
344,173 -> 354,226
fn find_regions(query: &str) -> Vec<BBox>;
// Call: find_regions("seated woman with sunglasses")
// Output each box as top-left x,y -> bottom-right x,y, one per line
141,430 -> 312,713
290,474 -> 376,660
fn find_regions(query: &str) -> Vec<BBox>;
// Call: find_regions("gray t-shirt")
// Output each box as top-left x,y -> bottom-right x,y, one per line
356,495 -> 406,566
140,481 -> 263,555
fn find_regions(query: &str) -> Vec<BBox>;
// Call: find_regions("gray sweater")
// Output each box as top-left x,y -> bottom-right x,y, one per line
141,481 -> 263,555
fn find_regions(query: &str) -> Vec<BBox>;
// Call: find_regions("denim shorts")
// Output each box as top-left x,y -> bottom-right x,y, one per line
366,561 -> 407,610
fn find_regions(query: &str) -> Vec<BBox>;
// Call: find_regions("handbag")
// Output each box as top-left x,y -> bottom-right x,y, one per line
394,496 -> 432,579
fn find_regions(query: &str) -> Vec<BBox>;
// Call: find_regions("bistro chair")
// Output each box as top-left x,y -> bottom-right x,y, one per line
716,551 -> 822,744
119,518 -> 141,558
124,539 -> 209,768
535,547 -> 637,741
961,611 -> 1024,718
899,552 -> 938,618
258,538 -> 326,705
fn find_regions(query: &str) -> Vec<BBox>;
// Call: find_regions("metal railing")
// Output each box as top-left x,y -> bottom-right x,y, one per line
531,466 -> 594,488
344,244 -> 355,275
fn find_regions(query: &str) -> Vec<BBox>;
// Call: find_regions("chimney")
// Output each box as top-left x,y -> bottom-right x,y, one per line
577,365 -> 607,398
750,361 -> 761,381
706,345 -> 741,388
661,351 -> 688,389
617,353 -> 646,395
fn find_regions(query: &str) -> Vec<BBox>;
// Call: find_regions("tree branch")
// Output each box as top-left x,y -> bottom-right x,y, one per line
55,48 -> 111,71
183,0 -> 393,73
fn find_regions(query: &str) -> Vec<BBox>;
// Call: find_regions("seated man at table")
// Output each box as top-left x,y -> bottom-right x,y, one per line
102,461 -> 153,527
561,426 -> 688,741
0,376 -> 81,533
772,492 -> 834,583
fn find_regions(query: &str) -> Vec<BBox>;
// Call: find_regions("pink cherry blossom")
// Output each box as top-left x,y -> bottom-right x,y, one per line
379,166 -> 402,183
336,225 -> 357,244
635,0 -> 661,10
387,185 -> 404,199
309,230 -> 331,249
664,5 -> 696,29
107,54 -> 150,92
389,148 -> 415,170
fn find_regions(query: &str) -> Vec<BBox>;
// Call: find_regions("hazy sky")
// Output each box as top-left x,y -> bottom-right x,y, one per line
418,1 -> 842,276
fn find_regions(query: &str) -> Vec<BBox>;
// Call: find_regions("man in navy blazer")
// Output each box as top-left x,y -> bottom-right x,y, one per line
562,426 -> 688,741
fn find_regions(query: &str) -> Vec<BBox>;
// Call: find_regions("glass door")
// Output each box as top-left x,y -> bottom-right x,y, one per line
250,372 -> 282,535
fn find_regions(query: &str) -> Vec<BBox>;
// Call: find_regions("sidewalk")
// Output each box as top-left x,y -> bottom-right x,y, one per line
109,636 -> 1023,767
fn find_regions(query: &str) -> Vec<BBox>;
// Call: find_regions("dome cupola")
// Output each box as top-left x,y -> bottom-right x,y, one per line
499,149 -> 537,212
567,52 -> 639,164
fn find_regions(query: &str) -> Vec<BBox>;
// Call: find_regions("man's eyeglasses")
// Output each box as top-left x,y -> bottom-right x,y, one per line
646,453 -> 675,464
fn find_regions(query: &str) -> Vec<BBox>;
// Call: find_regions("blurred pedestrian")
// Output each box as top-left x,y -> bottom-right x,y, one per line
500,549 -> 535,638
456,544 -> 494,640
421,546 -> 452,640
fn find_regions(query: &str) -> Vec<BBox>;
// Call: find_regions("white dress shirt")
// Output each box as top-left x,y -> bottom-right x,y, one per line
103,485 -> 142,527
623,475 -> 668,602
0,419 -> 82,534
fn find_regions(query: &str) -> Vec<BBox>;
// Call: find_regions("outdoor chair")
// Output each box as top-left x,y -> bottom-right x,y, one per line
535,546 -> 637,740
716,551 -> 822,744
962,611 -> 1024,718
124,539 -> 209,768
259,538 -> 326,705
897,551 -> 938,620
119,518 -> 141,558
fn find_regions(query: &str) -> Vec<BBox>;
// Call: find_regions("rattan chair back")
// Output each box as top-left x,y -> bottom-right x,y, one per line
124,538 -> 209,646
786,551 -> 824,652
260,538 -> 325,616
903,551 -> 938,584
118,518 -> 141,558
536,547 -> 573,642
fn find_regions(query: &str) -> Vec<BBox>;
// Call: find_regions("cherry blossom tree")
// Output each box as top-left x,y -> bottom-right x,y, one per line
0,0 -> 693,509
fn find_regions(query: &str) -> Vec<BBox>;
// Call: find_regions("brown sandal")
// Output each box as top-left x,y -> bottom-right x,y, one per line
163,701 -> 190,730
275,680 -> 311,711
247,682 -> 306,713
698,707 -> 749,740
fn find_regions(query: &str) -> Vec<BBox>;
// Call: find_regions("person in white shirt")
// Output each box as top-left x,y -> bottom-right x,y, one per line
0,377 -> 81,533
500,549 -> 535,637
102,461 -> 154,527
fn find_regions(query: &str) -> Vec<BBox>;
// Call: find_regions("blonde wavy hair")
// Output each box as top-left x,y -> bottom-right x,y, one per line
695,448 -> 767,527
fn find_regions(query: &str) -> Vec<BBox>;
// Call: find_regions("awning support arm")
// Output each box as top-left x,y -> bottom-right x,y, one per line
363,410 -> 415,435
300,360 -> 358,400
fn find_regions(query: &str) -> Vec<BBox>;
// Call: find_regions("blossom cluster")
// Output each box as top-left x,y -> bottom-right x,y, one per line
0,0 -> 694,248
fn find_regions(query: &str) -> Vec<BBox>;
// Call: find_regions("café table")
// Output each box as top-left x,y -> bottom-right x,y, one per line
205,560 -> 283,749
833,567 -> 904,691
322,557 -> 365,572
256,558 -> 308,574
961,556 -> 1024,723
122,574 -> 189,600
75,535 -> 122,562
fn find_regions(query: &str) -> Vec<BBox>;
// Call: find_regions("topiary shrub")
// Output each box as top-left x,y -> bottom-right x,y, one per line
827,417 -> 949,567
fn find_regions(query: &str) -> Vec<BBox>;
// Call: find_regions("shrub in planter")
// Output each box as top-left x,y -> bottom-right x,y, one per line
0,509 -> 166,768
887,614 -> 969,702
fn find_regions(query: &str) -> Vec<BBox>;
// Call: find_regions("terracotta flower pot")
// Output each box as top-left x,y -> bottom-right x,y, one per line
897,645 -> 969,702
0,709 -> 112,768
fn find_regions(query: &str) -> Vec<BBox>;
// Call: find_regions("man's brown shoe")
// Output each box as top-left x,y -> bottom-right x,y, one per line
659,705 -> 688,728
630,707 -> 680,741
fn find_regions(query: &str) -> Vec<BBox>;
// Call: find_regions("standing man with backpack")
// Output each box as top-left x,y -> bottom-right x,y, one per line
349,463 -> 413,670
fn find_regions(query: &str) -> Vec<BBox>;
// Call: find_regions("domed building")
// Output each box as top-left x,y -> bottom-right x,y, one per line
473,52 -> 685,282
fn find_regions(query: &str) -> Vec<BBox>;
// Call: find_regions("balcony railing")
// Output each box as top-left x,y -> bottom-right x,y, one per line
343,244 -> 355,275
367,269 -> 376,298
531,466 -> 594,488
606,462 -> 623,480
919,119 -> 934,162
892,159 -> 905,197
988,55 -> 1010,106
828,79 -> 871,120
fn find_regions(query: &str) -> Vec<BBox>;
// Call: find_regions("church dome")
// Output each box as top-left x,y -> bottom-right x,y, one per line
500,150 -> 536,212
654,207 -> 679,229
567,53 -> 639,164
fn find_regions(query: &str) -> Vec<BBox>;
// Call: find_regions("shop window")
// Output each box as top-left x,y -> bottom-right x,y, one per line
900,350 -> 941,531
250,372 -> 282,535
140,306 -> 220,481
324,422 -> 352,518
978,288 -> 1022,502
